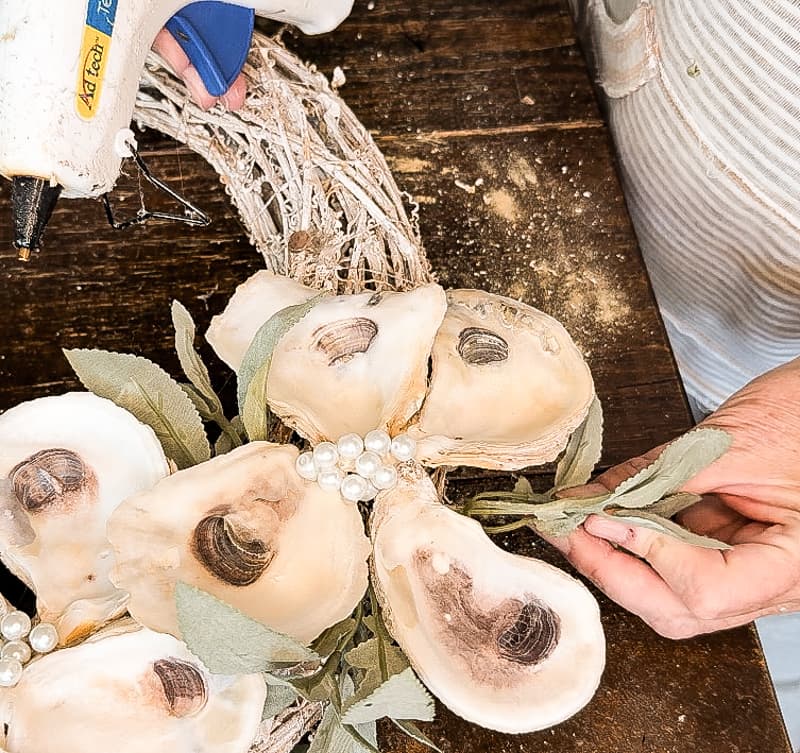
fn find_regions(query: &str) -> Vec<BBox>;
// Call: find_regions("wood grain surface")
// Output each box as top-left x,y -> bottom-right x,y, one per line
0,1 -> 790,751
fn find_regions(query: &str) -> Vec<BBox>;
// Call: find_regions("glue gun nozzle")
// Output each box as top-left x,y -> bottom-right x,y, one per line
11,177 -> 62,261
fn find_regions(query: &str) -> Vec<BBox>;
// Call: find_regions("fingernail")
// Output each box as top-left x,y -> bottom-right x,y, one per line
585,515 -> 632,545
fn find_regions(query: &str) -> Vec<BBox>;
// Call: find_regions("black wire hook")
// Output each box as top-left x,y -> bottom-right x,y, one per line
102,143 -> 211,230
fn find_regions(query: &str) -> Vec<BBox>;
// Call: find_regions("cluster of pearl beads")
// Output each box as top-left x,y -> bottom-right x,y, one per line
295,429 -> 416,502
0,600 -> 58,688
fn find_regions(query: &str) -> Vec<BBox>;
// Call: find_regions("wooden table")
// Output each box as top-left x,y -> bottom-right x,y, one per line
0,1 -> 790,751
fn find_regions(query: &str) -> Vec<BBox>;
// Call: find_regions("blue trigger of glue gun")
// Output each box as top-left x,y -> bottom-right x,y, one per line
165,1 -> 255,97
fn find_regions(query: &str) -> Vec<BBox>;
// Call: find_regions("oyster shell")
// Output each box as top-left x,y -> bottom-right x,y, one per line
108,442 -> 371,644
208,274 -> 593,470
0,392 -> 169,644
407,289 -> 595,469
370,465 -> 605,733
206,272 -> 447,444
206,271 -> 316,371
0,621 -> 265,753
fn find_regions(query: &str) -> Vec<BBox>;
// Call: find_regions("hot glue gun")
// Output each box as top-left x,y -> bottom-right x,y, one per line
0,0 -> 353,260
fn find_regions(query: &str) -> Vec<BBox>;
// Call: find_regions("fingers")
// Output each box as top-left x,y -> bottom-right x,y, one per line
542,527 -> 705,638
583,514 -> 797,619
544,522 -> 797,638
152,29 -> 245,111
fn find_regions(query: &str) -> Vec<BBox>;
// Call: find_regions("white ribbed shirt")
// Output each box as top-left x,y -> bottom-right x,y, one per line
571,0 -> 800,413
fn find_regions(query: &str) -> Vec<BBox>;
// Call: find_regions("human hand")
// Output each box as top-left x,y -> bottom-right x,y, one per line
544,357 -> 800,638
151,28 -> 247,111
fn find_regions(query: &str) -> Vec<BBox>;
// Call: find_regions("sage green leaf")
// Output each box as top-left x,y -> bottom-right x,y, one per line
512,475 -> 533,497
306,704 -> 379,753
261,683 -> 298,719
646,492 -> 703,519
341,667 -> 435,725
292,607 -> 361,703
308,705 -> 372,753
172,301 -> 220,411
313,618 -> 357,659
237,295 -> 325,441
64,348 -> 210,469
291,668 -> 340,704
390,719 -> 442,753
464,494 -> 565,519
343,724 -> 381,753
214,428 -> 235,456
175,583 -> 318,674
344,635 -> 409,711
603,510 -> 732,550
345,637 -> 408,676
181,383 -> 214,421
605,428 -> 731,509
528,514 -> 587,538
554,395 -> 604,490
341,674 -> 379,749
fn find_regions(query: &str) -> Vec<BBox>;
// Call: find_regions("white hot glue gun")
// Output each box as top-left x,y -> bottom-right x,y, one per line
0,0 -> 353,259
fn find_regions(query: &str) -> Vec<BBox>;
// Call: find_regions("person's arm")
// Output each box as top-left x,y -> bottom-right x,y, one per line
540,357 -> 800,638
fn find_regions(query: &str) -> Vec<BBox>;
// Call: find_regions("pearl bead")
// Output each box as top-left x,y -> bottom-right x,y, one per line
355,451 -> 381,478
1,611 -> 31,641
0,658 -> 23,687
359,481 -> 378,501
340,474 -> 369,502
390,433 -> 417,462
295,451 -> 317,481
336,433 -> 364,460
29,623 -> 58,654
364,429 -> 391,456
317,468 -> 343,492
372,464 -> 398,490
2,640 -> 30,664
313,442 -> 339,469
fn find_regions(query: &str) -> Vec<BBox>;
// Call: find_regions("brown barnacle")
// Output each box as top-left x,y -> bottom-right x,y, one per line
496,598 -> 560,666
457,327 -> 509,365
10,448 -> 86,512
192,513 -> 273,587
153,658 -> 208,717
313,317 -> 379,366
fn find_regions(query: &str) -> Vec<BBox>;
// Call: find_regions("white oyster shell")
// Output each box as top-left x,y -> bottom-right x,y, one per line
206,271 -> 316,371
0,621 -> 265,753
262,282 -> 447,443
0,392 -> 169,644
370,466 -> 605,733
108,442 -> 371,644
407,289 -> 595,469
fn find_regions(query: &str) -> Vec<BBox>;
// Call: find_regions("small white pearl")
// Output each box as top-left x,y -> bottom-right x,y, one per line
390,433 -> 417,462
355,450 -> 381,478
295,451 -> 317,481
29,623 -> 58,654
313,442 -> 339,469
317,468 -> 343,492
359,481 -> 378,501
2,640 -> 30,664
1,611 -> 31,641
364,429 -> 391,456
372,464 -> 398,490
336,433 -> 364,460
340,474 -> 369,502
0,658 -> 22,687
